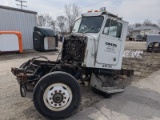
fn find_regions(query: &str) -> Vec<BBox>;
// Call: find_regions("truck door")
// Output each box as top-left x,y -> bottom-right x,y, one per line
96,19 -> 123,66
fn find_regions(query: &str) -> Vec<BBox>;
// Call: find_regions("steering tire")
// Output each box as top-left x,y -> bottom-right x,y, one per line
33,71 -> 81,119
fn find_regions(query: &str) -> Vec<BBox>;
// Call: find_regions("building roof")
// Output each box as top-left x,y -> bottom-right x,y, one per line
0,5 -> 37,14
133,26 -> 160,31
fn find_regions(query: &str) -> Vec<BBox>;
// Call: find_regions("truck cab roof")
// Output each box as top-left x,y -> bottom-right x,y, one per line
82,11 -> 122,20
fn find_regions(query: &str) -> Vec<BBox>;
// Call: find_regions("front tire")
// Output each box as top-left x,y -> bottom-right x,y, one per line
33,72 -> 81,119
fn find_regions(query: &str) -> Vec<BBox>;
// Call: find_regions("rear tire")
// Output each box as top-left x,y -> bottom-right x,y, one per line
33,71 -> 81,119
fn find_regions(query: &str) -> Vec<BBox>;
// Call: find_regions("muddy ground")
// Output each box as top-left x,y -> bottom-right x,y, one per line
1,41 -> 160,120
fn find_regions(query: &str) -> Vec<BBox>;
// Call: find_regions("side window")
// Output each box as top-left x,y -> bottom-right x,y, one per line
103,19 -> 123,38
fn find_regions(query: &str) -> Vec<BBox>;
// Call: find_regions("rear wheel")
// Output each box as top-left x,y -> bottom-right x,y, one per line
33,72 -> 81,119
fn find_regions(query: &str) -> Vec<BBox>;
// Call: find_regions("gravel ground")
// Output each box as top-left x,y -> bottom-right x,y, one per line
125,41 -> 146,50
1,41 -> 159,120
0,51 -> 104,120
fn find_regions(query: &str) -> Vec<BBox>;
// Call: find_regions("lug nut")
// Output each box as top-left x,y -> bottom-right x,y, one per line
64,97 -> 66,99
55,104 -> 57,106
63,93 -> 65,95
51,102 -> 53,104
51,93 -> 53,96
55,90 -> 57,93
59,90 -> 61,93
50,98 -> 52,100
63,101 -> 65,103
59,104 -> 61,106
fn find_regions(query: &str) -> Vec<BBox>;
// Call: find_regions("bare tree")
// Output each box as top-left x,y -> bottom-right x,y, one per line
37,14 -> 55,27
158,19 -> 160,27
143,19 -> 158,27
56,16 -> 67,34
37,15 -> 46,26
128,24 -> 134,32
50,20 -> 56,31
143,19 -> 152,26
65,4 -> 81,32
135,23 -> 141,28
45,14 -> 53,27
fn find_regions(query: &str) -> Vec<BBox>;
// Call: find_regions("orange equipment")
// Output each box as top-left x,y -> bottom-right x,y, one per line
0,31 -> 23,53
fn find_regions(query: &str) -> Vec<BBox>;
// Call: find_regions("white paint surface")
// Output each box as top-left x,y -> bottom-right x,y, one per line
44,37 -> 48,50
44,37 -> 56,50
123,50 -> 143,58
0,34 -> 19,51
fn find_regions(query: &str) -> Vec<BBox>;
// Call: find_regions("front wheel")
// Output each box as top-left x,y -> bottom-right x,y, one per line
33,72 -> 81,119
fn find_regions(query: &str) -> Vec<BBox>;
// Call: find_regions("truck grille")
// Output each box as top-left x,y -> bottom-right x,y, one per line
62,35 -> 87,64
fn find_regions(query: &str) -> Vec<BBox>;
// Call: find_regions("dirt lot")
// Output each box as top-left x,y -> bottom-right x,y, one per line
1,41 -> 160,120
124,41 -> 160,81
125,41 -> 146,50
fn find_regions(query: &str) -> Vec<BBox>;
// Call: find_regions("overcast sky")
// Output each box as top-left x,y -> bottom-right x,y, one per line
0,0 -> 160,24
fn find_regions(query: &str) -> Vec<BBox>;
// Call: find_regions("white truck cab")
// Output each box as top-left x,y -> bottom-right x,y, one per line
73,11 -> 128,70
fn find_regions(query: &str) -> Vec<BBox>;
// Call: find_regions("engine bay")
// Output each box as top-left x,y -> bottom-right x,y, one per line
61,35 -> 87,66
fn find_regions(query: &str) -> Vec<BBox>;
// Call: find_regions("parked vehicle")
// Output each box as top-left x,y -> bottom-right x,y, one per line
147,34 -> 160,52
128,35 -> 135,41
135,35 -> 143,41
135,35 -> 147,41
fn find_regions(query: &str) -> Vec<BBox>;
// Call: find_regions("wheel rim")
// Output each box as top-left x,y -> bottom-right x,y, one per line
43,83 -> 73,111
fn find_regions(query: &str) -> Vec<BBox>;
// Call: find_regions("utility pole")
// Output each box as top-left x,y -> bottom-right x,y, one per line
15,0 -> 27,9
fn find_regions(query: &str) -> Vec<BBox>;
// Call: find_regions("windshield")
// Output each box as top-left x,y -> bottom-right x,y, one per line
72,16 -> 104,33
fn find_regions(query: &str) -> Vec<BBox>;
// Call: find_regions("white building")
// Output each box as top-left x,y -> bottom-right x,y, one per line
132,26 -> 160,38
0,5 -> 37,49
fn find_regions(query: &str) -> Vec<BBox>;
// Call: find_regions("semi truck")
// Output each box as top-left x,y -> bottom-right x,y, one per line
11,9 -> 133,119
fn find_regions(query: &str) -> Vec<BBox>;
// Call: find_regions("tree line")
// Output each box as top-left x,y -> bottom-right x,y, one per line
129,19 -> 160,32
37,4 -> 81,34
37,4 -> 160,34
